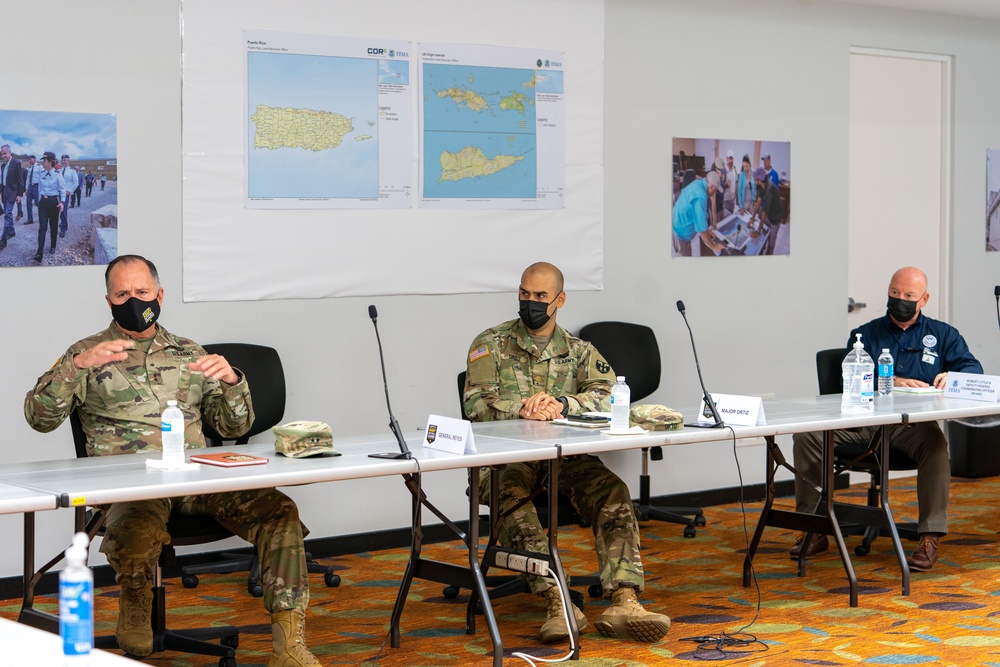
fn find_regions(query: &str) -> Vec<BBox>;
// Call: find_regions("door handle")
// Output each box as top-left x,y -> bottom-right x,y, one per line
848,297 -> 866,313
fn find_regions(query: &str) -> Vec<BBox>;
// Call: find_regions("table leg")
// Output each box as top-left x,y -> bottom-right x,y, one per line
821,431 -> 858,607
743,436 -> 779,587
545,455 -> 579,657
389,469 -> 504,667
389,472 -> 422,649
877,424 -> 910,595
743,432 -> 861,607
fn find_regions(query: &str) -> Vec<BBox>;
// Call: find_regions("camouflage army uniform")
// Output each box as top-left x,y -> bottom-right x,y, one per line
464,318 -> 644,595
24,322 -> 309,614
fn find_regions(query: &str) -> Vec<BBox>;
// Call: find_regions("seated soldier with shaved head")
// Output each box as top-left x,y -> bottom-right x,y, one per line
463,261 -> 671,645
791,266 -> 982,572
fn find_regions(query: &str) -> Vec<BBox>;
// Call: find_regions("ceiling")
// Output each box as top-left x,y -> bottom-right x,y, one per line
810,0 -> 1000,21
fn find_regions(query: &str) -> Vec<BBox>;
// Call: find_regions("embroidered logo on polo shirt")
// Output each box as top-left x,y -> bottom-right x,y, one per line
922,335 -> 937,348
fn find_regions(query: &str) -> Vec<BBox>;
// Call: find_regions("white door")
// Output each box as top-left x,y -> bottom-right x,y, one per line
847,49 -> 950,333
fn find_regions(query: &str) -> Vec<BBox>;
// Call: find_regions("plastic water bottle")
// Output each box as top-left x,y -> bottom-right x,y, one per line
161,399 -> 186,466
610,376 -> 631,433
877,348 -> 894,397
841,333 -> 875,413
60,532 -> 93,660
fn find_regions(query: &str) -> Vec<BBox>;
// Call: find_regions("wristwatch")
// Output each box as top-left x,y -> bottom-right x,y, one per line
556,396 -> 569,417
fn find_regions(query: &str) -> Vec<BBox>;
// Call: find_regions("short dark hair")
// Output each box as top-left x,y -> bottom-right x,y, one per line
105,255 -> 160,292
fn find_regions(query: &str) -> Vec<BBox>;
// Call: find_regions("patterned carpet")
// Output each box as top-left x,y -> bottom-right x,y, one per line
4,475 -> 1000,666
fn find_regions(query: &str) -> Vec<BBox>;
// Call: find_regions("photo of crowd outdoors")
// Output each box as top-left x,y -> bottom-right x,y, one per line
0,109 -> 117,268
671,137 -> 791,257
987,149 -> 1000,252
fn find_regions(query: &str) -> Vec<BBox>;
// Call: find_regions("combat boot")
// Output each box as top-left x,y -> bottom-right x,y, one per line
539,586 -> 589,644
270,609 -> 321,667
594,586 -> 670,643
116,577 -> 153,657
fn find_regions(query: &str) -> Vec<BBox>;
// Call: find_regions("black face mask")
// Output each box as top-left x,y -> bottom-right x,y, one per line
111,296 -> 161,333
518,299 -> 553,331
887,296 -> 919,323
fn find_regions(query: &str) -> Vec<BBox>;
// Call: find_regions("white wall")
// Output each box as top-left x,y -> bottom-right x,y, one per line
2,0 -> 1000,578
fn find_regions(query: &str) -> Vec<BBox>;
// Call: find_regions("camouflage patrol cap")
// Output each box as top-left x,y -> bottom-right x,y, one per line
273,421 -> 340,458
629,404 -> 684,431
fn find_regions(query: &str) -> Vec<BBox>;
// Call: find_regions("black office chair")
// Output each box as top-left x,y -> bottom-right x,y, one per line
578,321 -> 705,537
453,371 -> 599,604
182,343 -> 340,595
815,348 -> 919,556
68,412 -> 239,666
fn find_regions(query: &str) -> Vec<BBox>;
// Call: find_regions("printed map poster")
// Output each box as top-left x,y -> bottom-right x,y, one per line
419,42 -> 565,209
244,30 -> 413,209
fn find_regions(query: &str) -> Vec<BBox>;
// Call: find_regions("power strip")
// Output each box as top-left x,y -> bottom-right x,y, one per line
490,548 -> 550,576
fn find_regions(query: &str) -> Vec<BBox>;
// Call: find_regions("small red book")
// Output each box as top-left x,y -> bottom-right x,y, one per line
189,451 -> 269,467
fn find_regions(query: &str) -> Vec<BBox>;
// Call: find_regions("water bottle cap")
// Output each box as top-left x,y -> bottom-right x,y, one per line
65,531 -> 89,562
616,376 -> 626,382
167,399 -> 178,406
882,348 -> 890,353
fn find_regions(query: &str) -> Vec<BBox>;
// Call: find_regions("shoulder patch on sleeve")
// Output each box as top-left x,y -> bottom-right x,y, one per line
469,344 -> 490,363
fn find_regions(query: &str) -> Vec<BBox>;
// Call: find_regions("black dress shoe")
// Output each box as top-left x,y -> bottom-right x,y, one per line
49,247 -> 55,254
59,230 -> 65,238
0,238 -> 6,250
24,219 -> 34,225
790,532 -> 829,560
33,253 -> 42,262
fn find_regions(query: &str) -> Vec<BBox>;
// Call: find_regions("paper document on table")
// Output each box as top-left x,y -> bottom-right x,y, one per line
893,386 -> 943,394
552,418 -> 608,429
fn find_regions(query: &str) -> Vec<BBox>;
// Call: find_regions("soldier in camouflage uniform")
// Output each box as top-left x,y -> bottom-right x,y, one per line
24,255 -> 319,667
464,262 -> 671,644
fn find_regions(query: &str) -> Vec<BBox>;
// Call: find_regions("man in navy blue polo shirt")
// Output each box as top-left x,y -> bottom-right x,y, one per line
790,266 -> 982,572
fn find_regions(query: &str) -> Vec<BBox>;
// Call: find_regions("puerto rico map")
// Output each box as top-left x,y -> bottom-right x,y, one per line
244,30 -> 412,209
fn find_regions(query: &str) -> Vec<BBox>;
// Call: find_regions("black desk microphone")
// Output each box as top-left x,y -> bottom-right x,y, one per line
994,286 -> 1000,335
676,300 -> 724,428
367,305 -> 413,460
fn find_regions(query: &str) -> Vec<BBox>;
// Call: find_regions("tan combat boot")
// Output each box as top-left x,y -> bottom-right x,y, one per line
594,586 -> 670,642
116,577 -> 153,657
270,609 -> 321,667
538,586 -> 590,644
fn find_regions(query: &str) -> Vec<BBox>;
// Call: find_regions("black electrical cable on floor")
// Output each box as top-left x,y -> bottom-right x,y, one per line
678,426 -> 769,660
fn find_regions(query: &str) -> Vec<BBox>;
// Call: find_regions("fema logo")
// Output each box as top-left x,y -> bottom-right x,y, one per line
389,49 -> 395,57
922,335 -> 937,348
951,379 -> 959,388
545,59 -> 550,67
537,59 -> 543,67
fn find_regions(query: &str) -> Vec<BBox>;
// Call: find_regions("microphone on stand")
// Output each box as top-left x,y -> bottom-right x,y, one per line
994,286 -> 1000,335
367,305 -> 413,460
676,300 -> 724,428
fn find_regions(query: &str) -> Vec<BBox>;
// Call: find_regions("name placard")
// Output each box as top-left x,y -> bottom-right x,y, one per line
422,414 -> 477,454
943,372 -> 1000,403
697,393 -> 767,427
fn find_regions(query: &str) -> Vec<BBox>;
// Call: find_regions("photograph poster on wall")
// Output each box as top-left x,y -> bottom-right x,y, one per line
987,149 -> 1000,252
671,137 -> 790,257
0,109 -> 117,268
